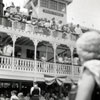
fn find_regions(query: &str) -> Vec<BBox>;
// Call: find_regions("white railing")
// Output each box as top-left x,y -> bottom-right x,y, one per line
73,65 -> 81,75
14,58 -> 35,72
0,56 -> 12,70
36,61 -> 55,74
0,56 -> 81,76
56,63 -> 72,75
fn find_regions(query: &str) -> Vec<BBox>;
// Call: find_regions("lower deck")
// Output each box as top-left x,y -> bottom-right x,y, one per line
0,79 -> 71,97
0,55 -> 81,83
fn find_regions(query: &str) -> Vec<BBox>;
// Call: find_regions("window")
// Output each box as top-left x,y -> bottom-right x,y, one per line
58,2 -> 66,12
40,0 -> 49,8
40,0 -> 66,13
50,0 -> 57,10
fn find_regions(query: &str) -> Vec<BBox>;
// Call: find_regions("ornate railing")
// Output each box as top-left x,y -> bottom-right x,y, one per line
0,56 -> 81,77
0,56 -> 12,70
37,61 -> 55,74
0,17 -> 77,41
56,63 -> 72,75
14,58 -> 35,72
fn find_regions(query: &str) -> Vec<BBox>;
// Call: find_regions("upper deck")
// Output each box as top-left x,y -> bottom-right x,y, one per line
0,15 -> 81,83
0,0 -> 82,84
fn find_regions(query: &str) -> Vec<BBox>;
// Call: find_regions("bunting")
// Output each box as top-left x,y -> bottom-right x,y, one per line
44,74 -> 67,86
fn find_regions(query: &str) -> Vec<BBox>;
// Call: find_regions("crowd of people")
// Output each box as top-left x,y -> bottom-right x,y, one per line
0,83 -> 70,100
0,91 -> 68,100
1,2 -> 83,40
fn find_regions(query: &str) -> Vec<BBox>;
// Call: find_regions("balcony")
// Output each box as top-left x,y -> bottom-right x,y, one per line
0,17 -> 78,43
0,55 -> 81,82
0,17 -> 80,83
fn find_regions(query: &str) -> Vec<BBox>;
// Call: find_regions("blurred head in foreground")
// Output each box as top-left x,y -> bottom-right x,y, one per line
76,31 -> 100,63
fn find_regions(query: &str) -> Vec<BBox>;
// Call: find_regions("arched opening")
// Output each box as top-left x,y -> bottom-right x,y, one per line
56,44 -> 71,64
0,32 -> 13,56
37,41 -> 53,62
15,37 -> 34,59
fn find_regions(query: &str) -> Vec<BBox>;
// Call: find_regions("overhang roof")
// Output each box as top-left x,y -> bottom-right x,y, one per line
61,0 -> 73,5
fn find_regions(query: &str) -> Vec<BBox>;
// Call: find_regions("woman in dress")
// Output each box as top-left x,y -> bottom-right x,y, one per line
75,31 -> 100,100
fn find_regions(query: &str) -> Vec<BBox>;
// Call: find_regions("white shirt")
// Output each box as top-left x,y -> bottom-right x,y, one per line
41,56 -> 47,62
3,45 -> 13,56
75,27 -> 82,35
10,95 -> 18,100
58,56 -> 63,63
73,57 -> 79,65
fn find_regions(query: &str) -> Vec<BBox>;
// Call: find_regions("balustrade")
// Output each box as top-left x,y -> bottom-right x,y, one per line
36,61 -> 55,74
73,65 -> 81,75
0,56 -> 12,70
0,56 -> 80,77
14,58 -> 35,72
56,63 -> 72,75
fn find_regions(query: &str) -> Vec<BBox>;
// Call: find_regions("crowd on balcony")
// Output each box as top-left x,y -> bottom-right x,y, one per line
1,2 -> 83,39
57,54 -> 71,64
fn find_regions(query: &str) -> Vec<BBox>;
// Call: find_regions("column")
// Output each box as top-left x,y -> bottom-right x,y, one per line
32,39 -> 39,82
52,43 -> 58,63
52,43 -> 58,75
70,47 -> 74,76
33,39 -> 39,61
11,35 -> 17,71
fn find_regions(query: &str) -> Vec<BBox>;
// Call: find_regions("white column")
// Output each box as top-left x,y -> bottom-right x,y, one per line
70,47 -> 74,75
52,43 -> 58,63
11,35 -> 17,71
32,39 -> 39,82
33,40 -> 39,61
52,43 -> 58,75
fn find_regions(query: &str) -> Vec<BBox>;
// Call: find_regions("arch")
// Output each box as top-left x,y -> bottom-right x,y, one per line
56,44 -> 71,64
37,41 -> 54,62
15,36 -> 34,59
0,32 -> 13,45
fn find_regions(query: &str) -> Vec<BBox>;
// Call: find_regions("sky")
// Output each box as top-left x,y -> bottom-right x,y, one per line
3,0 -> 100,30
67,0 -> 100,30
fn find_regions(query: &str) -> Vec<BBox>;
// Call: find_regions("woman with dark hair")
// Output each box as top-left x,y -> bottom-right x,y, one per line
75,31 -> 100,100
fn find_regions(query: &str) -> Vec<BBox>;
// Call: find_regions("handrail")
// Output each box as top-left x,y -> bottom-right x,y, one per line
0,55 -> 80,76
